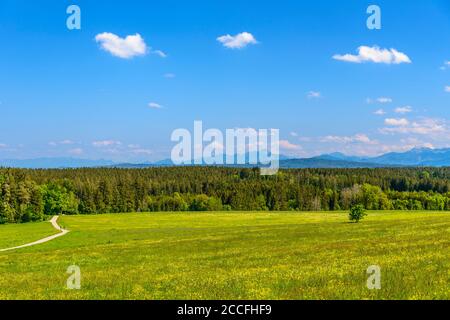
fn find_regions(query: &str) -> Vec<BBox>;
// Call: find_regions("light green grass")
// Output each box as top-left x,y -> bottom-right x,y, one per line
0,211 -> 449,300
0,219 -> 57,249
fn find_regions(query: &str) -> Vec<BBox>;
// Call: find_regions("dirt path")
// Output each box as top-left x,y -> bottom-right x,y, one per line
0,216 -> 69,253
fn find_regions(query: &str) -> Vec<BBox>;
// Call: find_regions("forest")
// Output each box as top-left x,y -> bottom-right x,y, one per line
1,166 -> 449,223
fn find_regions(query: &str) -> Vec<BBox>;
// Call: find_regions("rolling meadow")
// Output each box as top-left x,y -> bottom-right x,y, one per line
0,211 -> 448,300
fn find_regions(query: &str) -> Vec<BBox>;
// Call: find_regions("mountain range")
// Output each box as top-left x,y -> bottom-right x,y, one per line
1,148 -> 449,169
290,147 -> 450,168
0,157 -> 115,169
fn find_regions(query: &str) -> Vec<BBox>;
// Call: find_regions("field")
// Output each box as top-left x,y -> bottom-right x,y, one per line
0,222 -> 58,249
0,211 -> 448,300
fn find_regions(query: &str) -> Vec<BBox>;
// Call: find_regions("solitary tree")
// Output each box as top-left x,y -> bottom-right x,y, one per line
349,204 -> 367,223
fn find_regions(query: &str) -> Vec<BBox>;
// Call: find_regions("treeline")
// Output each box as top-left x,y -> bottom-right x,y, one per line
1,167 -> 450,223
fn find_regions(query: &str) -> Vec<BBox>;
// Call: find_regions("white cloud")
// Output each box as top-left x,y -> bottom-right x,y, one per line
60,140 -> 75,145
352,134 -> 372,143
307,91 -> 321,99
367,97 -> 392,104
333,46 -> 411,64
95,33 -> 148,59
163,73 -> 175,78
400,138 -> 434,150
314,134 -> 439,157
268,122 -> 450,158
49,140 -> 76,146
423,143 -> 435,149
381,118 -> 447,135
260,125 -> 450,158
366,97 -> 393,104
279,140 -> 302,150
92,140 -> 122,147
0,143 -> 7,148
290,132 -> 298,137
321,134 -> 374,144
217,32 -> 258,49
384,118 -> 409,126
394,106 -> 412,114
377,97 -> 392,104
68,148 -> 83,155
148,102 -> 163,109
152,50 -> 167,58
321,135 -> 351,143
374,109 -> 386,115
441,61 -> 450,70
445,86 -> 450,92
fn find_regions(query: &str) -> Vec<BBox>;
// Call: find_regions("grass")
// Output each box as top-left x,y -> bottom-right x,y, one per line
0,211 -> 448,300
0,219 -> 57,249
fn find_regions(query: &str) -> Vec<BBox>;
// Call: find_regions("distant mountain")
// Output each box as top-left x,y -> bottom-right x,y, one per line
0,158 -> 115,169
130,153 -> 292,168
369,148 -> 450,166
279,157 -> 392,169
317,147 -> 450,167
152,158 -> 175,166
316,152 -> 366,162
110,156 -> 391,169
1,148 -> 449,169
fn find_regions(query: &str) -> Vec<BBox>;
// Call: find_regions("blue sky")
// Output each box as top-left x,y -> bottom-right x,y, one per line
0,0 -> 449,161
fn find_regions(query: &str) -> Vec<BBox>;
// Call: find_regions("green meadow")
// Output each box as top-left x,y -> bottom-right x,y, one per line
0,211 -> 448,300
0,222 -> 57,249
